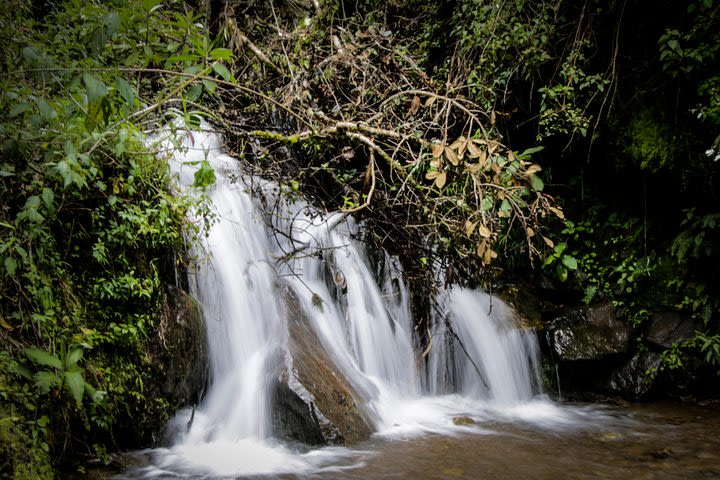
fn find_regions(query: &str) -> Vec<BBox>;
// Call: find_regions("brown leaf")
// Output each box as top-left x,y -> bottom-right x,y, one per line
425,96 -> 437,107
526,227 -> 535,238
548,206 -> 565,220
432,143 -> 444,158
478,225 -> 492,238
467,141 -> 482,158
449,136 -> 466,151
445,147 -> 460,166
464,220 -> 478,237
508,150 -> 517,162
488,141 -> 499,155
425,170 -> 439,180
434,171 -> 447,189
408,95 -> 421,116
543,236 -> 555,248
476,239 -> 487,257
465,163 -> 482,174
483,247 -> 492,264
525,163 -> 542,176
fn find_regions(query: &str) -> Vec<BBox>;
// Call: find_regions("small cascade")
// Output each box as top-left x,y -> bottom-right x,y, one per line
139,124 -> 548,477
427,289 -> 543,403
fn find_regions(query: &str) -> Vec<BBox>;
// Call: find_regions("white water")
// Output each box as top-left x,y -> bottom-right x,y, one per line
132,126 -> 559,478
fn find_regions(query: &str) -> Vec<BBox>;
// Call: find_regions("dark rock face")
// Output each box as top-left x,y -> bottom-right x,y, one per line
605,352 -> 662,399
156,285 -> 208,408
270,381 -> 325,446
549,303 -> 632,361
647,312 -> 700,349
283,287 -> 375,445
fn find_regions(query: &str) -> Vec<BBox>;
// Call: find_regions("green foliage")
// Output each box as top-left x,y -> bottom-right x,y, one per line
0,0 -> 219,475
620,108 -> 679,172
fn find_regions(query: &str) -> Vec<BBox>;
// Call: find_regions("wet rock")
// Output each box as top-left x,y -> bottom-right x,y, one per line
283,287 -> 375,445
270,380 -> 325,446
549,303 -> 632,361
647,312 -> 700,349
605,351 -> 662,400
452,416 -> 476,426
155,285 -> 208,407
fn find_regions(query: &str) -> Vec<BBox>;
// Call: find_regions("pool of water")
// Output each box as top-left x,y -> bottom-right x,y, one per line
92,400 -> 720,480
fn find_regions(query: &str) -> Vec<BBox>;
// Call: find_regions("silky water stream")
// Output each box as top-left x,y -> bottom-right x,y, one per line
114,126 -> 720,480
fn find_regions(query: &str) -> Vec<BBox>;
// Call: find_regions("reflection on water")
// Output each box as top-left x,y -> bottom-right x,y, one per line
108,401 -> 720,480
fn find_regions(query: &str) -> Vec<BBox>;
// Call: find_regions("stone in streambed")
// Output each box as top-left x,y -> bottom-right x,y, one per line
549,303 -> 632,361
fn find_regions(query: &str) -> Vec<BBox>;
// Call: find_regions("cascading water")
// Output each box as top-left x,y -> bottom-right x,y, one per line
134,125 -> 549,477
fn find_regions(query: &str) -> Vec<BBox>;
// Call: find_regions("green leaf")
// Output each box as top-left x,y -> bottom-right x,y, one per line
84,383 -> 106,404
186,83 -> 203,102
83,73 -> 108,104
116,77 -> 135,105
202,79 -> 216,94
212,63 -> 233,82
209,48 -> 233,61
556,264 -> 568,282
25,348 -> 62,370
530,174 -> 544,192
34,97 -> 56,121
4,257 -> 17,276
21,46 -> 39,64
104,12 -> 121,36
561,255 -> 578,270
41,187 -> 54,210
520,146 -> 544,158
65,347 -> 83,369
34,371 -> 61,394
193,160 -> 216,188
63,370 -> 85,406
8,103 -> 31,118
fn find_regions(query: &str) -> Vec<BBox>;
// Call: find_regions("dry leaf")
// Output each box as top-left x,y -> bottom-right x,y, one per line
464,220 -> 478,237
445,147 -> 460,166
467,141 -> 482,158
435,171 -> 447,189
425,96 -> 437,107
432,143 -> 444,158
449,136 -> 466,151
478,225 -> 492,238
0,315 -> 12,330
465,163 -> 482,173
525,163 -> 542,176
526,227 -> 535,237
476,239 -> 487,257
408,95 -> 421,116
425,170 -> 439,180
488,141 -> 498,155
483,247 -> 492,264
508,150 -> 517,162
548,206 -> 565,220
543,236 -> 555,248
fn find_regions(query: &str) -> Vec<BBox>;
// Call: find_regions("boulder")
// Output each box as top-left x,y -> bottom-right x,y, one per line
549,303 -> 632,361
156,285 -> 208,408
605,351 -> 662,399
283,287 -> 375,445
270,380 -> 325,446
646,312 -> 700,349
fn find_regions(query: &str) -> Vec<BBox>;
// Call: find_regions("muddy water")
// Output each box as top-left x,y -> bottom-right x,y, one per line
105,401 -> 720,480
308,402 -> 720,480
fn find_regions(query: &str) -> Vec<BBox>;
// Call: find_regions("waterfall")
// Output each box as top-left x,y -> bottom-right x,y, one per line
141,125 -> 546,477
